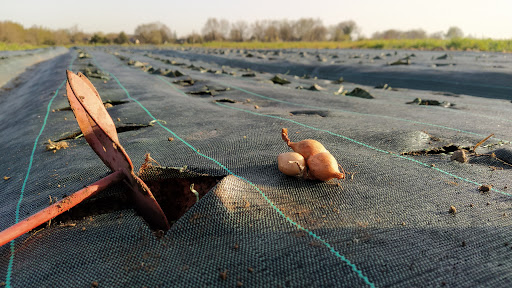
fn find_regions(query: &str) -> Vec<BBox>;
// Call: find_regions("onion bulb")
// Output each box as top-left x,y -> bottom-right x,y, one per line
307,151 -> 345,181
278,152 -> 306,177
280,128 -> 345,181
281,128 -> 326,159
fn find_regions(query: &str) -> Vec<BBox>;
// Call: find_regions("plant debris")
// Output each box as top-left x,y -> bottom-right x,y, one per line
449,206 -> 457,214
307,83 -> 326,91
82,67 -> 110,80
331,77 -> 344,84
270,75 -> 290,85
127,60 -> 148,68
219,270 -> 228,280
435,54 -> 452,60
346,87 -> 374,99
78,52 -> 91,59
3,176 -> 10,181
45,139 -> 69,152
472,133 -> 494,152
406,98 -> 454,108
173,78 -> 196,86
188,85 -> 230,96
389,58 -> 410,65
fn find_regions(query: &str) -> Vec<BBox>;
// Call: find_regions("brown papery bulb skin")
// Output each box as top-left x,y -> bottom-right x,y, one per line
281,128 -> 326,159
307,152 -> 345,181
277,152 -> 306,177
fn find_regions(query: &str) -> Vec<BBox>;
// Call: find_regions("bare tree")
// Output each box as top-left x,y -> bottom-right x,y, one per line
135,22 -> 174,44
293,18 -> 326,41
330,20 -> 359,41
229,20 -> 248,42
372,28 -> 427,40
68,25 -> 89,44
429,31 -> 445,39
264,20 -> 280,42
278,20 -> 294,41
372,29 -> 402,39
403,29 -> 427,39
202,18 -> 229,41
445,26 -> 464,39
186,32 -> 203,44
0,21 -> 26,43
251,20 -> 266,41
52,29 -> 71,45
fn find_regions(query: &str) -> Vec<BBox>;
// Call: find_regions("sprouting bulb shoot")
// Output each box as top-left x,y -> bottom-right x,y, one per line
281,128 -> 326,160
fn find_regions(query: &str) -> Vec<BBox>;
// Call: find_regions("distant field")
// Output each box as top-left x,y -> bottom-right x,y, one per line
0,42 -> 46,51
187,38 -> 512,52
2,38 -> 512,52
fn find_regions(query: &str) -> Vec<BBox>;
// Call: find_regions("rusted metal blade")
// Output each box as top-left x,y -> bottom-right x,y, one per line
66,70 -> 169,231
66,79 -> 132,173
67,70 -> 119,144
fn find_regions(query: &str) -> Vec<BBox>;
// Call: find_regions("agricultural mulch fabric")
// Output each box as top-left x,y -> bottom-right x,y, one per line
1,46 -> 512,287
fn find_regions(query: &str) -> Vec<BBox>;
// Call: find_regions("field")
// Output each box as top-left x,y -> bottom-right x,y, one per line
188,38 -> 512,52
1,46 -> 512,287
2,37 -> 512,52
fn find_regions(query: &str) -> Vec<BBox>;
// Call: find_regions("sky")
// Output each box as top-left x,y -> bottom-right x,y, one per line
1,0 -> 512,39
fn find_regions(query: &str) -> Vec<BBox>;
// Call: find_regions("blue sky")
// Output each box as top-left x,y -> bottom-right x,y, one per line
1,0 -> 511,39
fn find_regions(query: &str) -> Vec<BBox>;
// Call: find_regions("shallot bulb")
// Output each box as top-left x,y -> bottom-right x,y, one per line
280,128 -> 345,181
281,128 -> 326,160
277,152 -> 306,177
307,151 -> 345,181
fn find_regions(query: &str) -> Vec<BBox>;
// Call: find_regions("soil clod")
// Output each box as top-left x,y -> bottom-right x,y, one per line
451,149 -> 468,163
479,184 -> 492,193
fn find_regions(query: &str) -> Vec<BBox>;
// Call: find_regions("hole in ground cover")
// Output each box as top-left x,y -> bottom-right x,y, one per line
53,123 -> 154,142
290,110 -> 330,117
400,144 -> 463,156
141,167 -> 225,225
43,165 -> 225,231
54,100 -> 130,111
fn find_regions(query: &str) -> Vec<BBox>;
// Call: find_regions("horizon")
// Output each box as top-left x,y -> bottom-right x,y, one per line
1,0 -> 512,39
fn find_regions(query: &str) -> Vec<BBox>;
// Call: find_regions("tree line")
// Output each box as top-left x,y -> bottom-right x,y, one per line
0,18 -> 465,46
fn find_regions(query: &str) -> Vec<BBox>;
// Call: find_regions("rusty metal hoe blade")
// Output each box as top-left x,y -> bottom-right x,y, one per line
65,70 -> 169,230
0,71 -> 169,247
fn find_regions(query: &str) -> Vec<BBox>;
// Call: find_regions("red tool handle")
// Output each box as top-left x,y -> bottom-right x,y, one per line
0,171 -> 124,247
